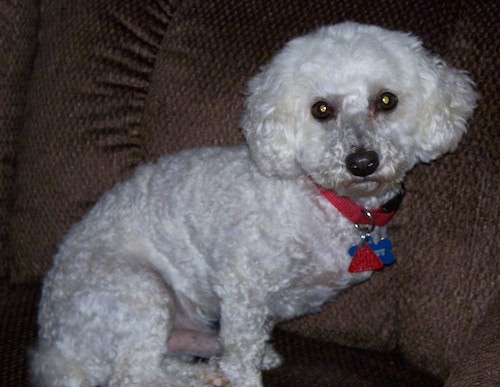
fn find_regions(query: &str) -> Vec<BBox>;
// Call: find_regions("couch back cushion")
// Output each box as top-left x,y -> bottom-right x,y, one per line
0,0 -> 39,277
8,0 -> 177,281
8,0 -> 498,380
391,9 -> 499,374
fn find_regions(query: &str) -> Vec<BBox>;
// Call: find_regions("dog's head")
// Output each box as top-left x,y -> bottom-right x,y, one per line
241,22 -> 479,198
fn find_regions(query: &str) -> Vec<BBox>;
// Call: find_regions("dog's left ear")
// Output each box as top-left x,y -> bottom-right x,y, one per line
414,49 -> 479,163
240,62 -> 303,178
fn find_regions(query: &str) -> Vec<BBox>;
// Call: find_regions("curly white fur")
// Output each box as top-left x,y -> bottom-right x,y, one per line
31,22 -> 478,386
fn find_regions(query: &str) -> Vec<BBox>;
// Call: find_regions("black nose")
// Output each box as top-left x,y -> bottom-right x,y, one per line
345,148 -> 379,177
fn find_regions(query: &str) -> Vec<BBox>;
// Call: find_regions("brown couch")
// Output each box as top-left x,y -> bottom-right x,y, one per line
1,0 -> 498,385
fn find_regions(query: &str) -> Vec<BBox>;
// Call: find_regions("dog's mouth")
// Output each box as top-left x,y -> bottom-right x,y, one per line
337,174 -> 401,198
342,178 -> 380,195
309,166 -> 402,197
343,176 -> 385,187
310,174 -> 383,192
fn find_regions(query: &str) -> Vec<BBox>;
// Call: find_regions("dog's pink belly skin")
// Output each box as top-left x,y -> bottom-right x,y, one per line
167,329 -> 221,358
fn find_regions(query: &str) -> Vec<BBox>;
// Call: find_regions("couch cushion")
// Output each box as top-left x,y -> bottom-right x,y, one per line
265,329 -> 443,386
445,295 -> 500,386
391,4 -> 499,377
0,282 -> 39,386
0,0 -> 39,277
8,0 -> 178,283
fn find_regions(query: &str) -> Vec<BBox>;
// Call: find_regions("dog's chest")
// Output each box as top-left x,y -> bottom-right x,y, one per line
266,269 -> 372,321
260,239 -> 373,321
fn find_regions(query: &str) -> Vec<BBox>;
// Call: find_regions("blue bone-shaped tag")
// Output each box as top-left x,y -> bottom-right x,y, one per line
348,236 -> 395,266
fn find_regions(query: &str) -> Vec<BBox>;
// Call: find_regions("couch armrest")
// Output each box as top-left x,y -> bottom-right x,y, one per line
445,294 -> 500,386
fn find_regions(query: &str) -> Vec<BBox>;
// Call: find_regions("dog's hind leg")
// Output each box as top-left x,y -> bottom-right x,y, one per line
35,247 -> 226,386
82,259 -> 192,386
33,253 -> 178,386
79,258 -> 225,386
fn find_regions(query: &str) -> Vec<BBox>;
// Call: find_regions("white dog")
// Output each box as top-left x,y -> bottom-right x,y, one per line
31,22 -> 478,386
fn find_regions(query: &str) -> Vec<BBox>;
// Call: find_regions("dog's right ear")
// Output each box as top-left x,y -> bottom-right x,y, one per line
413,49 -> 479,163
240,63 -> 303,178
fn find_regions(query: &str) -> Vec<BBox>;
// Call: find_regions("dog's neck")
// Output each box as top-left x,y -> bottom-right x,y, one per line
314,184 -> 406,227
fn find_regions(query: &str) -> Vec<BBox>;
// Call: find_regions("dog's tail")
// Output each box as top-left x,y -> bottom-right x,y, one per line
29,346 -> 89,387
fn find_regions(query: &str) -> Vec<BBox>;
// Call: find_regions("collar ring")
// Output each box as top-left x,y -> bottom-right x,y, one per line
354,210 -> 375,234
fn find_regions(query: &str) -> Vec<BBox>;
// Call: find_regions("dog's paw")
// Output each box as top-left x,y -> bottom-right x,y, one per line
201,370 -> 230,387
259,343 -> 282,371
200,358 -> 230,387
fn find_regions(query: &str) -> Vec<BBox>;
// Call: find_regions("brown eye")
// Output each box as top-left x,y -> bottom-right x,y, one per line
311,100 -> 334,120
377,92 -> 398,111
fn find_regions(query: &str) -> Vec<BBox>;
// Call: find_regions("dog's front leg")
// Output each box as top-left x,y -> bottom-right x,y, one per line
218,301 -> 271,387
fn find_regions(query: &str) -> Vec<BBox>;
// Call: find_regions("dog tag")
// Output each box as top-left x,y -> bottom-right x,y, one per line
348,235 -> 395,272
348,236 -> 383,272
369,238 -> 395,265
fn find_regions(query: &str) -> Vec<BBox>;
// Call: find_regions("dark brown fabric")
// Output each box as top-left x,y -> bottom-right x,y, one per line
389,3 -> 499,377
0,282 -> 39,387
8,0 -> 178,283
445,295 -> 500,386
265,329 -> 442,387
0,0 -> 39,277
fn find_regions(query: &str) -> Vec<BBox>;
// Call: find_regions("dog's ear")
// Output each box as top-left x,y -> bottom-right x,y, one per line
414,50 -> 479,163
240,63 -> 303,178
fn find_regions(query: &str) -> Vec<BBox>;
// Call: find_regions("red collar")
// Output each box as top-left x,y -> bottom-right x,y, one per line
315,184 -> 405,227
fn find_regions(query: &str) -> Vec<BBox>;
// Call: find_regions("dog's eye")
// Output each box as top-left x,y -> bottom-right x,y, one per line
311,101 -> 334,120
377,92 -> 398,111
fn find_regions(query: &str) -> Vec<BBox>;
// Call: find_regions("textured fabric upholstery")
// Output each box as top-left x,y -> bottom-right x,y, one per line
0,0 -> 39,278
